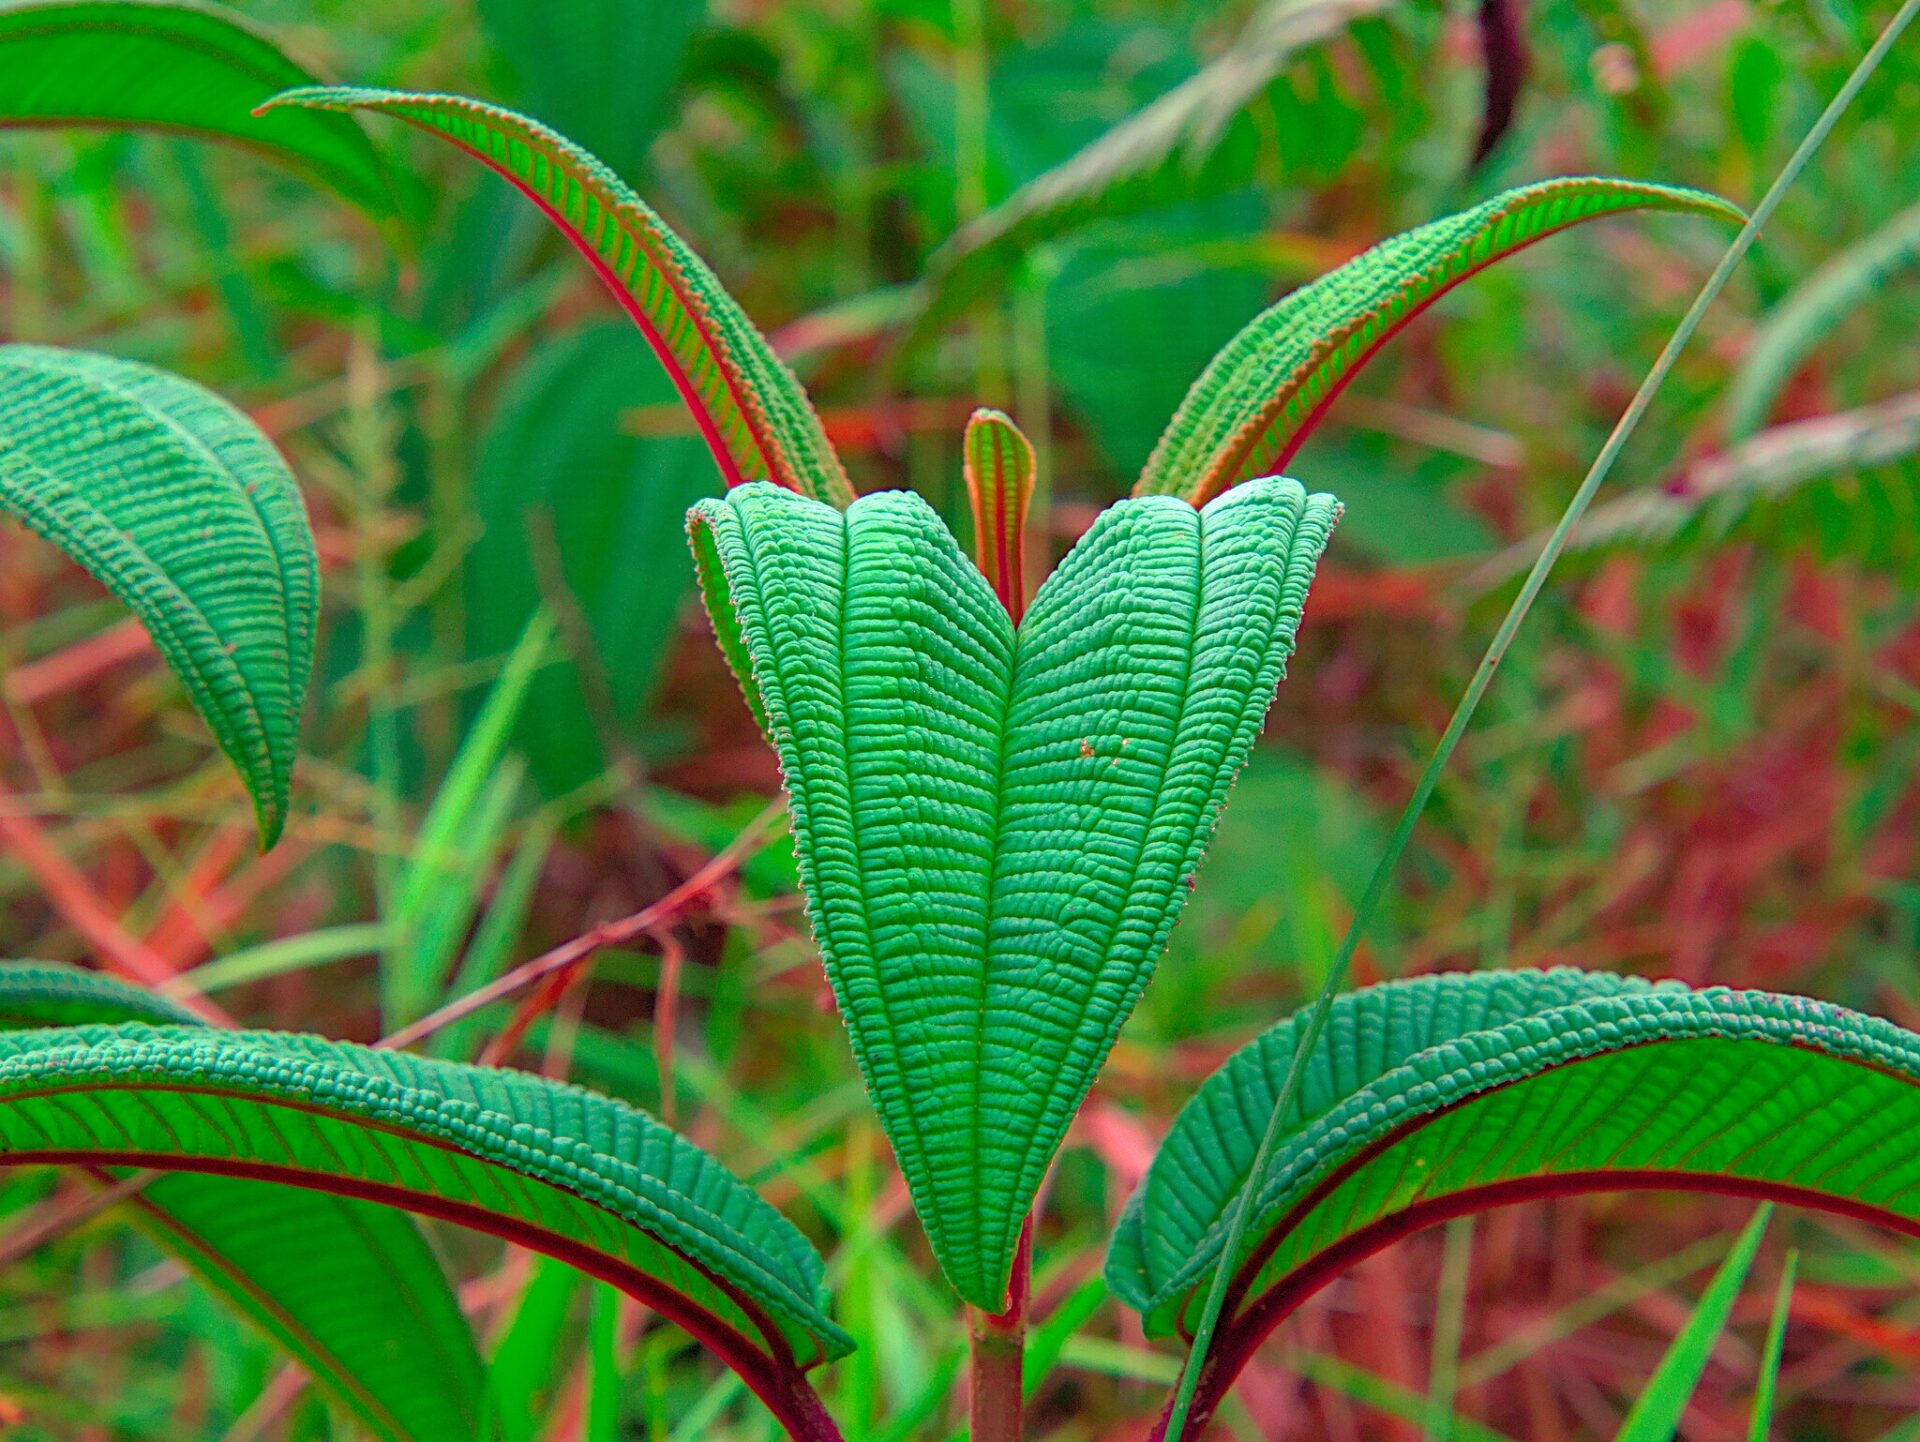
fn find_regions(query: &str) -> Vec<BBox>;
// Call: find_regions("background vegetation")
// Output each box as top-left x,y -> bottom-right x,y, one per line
0,0 -> 1917,1435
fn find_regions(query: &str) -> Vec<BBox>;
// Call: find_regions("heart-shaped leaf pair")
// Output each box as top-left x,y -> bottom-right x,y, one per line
688,478 -> 1339,1308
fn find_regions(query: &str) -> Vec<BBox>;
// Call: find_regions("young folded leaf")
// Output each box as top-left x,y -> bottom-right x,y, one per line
688,478 -> 1339,1310
1112,969 -> 1920,1437
0,346 -> 318,847
0,0 -> 397,216
0,963 -> 486,1442
1137,177 -> 1744,505
963,407 -> 1036,620
265,86 -> 854,508
0,1016 -> 852,1433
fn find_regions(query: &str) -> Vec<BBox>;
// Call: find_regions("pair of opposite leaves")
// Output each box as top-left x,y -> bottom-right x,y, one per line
689,475 -> 1340,1310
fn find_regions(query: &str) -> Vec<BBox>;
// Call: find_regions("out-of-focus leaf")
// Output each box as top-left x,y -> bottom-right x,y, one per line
1726,199 -> 1920,438
468,323 -> 713,794
0,0 -> 396,216
0,345 -> 317,846
1471,0 -> 1527,165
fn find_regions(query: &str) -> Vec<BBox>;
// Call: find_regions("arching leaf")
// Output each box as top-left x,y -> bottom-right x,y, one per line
0,0 -> 397,217
1111,969 -> 1920,1434
265,86 -> 853,508
0,345 -> 318,846
0,963 -> 486,1442
688,478 -> 1339,1309
1136,178 -> 1743,505
0,1017 -> 852,1428
1726,199 -> 1920,439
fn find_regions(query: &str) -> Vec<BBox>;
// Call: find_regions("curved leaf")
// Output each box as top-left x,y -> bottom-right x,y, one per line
1136,177 -> 1744,505
0,0 -> 396,216
1111,968 -> 1920,1431
0,1022 -> 853,1394
0,963 -> 486,1442
265,86 -> 853,508
688,478 -> 1339,1308
0,346 -> 318,846
1726,198 -> 1920,439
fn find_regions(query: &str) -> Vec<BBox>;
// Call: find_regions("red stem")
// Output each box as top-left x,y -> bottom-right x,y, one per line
969,1215 -> 1033,1442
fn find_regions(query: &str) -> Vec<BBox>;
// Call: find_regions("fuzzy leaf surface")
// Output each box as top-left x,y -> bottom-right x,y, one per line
0,346 -> 317,845
267,86 -> 852,507
1136,178 -> 1743,504
689,478 -> 1339,1308
0,963 -> 485,1442
1111,968 -> 1920,1358
0,0 -> 395,215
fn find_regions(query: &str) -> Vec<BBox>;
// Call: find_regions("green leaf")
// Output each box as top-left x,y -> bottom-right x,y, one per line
688,478 -> 1339,1309
265,85 -> 853,508
1725,198 -> 1920,438
1614,1206 -> 1769,1442
1110,968 -> 1920,1421
0,0 -> 397,217
0,1018 -> 854,1405
962,407 -> 1036,619
0,963 -> 487,1442
0,345 -> 318,846
1136,177 -> 1745,504
1748,1251 -> 1795,1442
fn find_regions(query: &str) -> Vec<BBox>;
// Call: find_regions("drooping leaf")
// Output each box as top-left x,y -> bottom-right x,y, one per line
962,407 -> 1036,620
265,86 -> 853,508
0,345 -> 318,846
0,1019 -> 854,1416
1614,1206 -> 1769,1442
0,0 -> 397,217
0,963 -> 486,1442
688,478 -> 1339,1309
1726,199 -> 1920,439
1471,0 -> 1527,167
1110,969 -> 1920,1432
1135,178 -> 1744,504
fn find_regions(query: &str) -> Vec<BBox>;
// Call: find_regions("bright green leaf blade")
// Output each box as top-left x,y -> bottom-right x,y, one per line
1135,178 -> 1745,504
1749,1251 -> 1796,1442
0,1020 -> 853,1381
0,345 -> 318,846
689,478 -> 1339,1308
0,963 -> 486,1442
0,0 -> 397,217
1111,969 -> 1920,1360
1614,1206 -> 1770,1442
265,85 -> 853,507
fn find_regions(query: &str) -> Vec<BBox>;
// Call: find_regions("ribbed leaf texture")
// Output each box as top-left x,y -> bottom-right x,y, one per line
963,407 -> 1036,620
0,0 -> 396,216
265,86 -> 853,508
1110,968 -> 1920,1426
0,1017 -> 853,1384
1136,178 -> 1744,504
688,478 -> 1340,1309
0,346 -> 318,846
0,963 -> 485,1442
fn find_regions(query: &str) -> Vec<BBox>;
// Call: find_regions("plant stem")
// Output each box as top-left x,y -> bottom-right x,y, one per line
1155,0 -> 1920,1434
968,1216 -> 1032,1442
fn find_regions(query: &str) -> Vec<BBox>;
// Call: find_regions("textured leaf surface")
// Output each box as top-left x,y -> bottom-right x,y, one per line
1136,178 -> 1744,504
0,0 -> 395,215
268,86 -> 853,507
689,478 -> 1339,1308
0,1019 -> 852,1381
0,963 -> 484,1442
0,346 -> 318,845
963,407 -> 1036,620
1111,968 -> 1920,1359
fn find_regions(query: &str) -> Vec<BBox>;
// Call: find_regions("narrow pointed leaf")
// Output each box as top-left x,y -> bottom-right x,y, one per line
1111,969 -> 1920,1429
1614,1206 -> 1769,1442
962,407 -> 1036,620
1748,1252 -> 1795,1442
0,1018 -> 852,1422
266,86 -> 853,507
0,346 -> 318,846
1136,178 -> 1744,504
0,0 -> 397,216
688,478 -> 1339,1308
0,963 -> 485,1442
